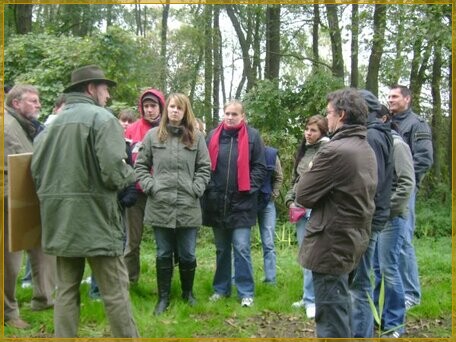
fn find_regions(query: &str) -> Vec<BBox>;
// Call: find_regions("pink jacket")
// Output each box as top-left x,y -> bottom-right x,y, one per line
125,88 -> 165,162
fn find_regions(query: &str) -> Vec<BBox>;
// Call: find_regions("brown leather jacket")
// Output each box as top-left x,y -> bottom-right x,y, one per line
295,124 -> 378,275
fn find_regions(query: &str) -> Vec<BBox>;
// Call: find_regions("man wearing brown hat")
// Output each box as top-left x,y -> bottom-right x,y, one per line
31,65 -> 139,337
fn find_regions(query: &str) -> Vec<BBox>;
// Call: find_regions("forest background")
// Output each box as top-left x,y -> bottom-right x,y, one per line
2,3 -> 452,237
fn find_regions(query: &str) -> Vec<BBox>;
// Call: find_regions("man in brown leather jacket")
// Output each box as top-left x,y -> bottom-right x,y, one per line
296,88 -> 378,338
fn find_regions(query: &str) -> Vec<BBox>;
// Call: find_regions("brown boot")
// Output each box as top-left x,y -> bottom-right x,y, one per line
5,318 -> 30,329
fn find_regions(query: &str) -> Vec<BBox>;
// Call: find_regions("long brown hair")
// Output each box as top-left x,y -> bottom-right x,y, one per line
293,114 -> 328,179
158,93 -> 196,147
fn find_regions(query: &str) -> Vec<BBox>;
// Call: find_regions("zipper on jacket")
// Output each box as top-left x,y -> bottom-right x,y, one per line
223,136 -> 234,217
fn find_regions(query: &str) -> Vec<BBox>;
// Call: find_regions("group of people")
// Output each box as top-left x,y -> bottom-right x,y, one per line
3,64 -> 433,338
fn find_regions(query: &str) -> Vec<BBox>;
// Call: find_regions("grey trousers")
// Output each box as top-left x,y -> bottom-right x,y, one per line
3,199 -> 55,320
54,255 -> 139,338
313,271 -> 352,338
124,192 -> 147,282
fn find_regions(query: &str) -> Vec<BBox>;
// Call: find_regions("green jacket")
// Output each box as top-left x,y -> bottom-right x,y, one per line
135,125 -> 211,228
31,93 -> 135,257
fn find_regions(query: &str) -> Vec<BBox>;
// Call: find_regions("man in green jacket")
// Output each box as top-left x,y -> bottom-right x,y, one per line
31,65 -> 139,338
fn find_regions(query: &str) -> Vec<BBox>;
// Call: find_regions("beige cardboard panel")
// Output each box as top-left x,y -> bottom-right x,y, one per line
7,152 -> 41,252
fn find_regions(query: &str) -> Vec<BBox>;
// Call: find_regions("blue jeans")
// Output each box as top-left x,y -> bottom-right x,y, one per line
399,190 -> 421,304
212,227 -> 254,299
350,230 -> 379,338
296,216 -> 314,306
154,227 -> 197,263
313,272 -> 352,338
373,216 -> 406,334
257,201 -> 276,283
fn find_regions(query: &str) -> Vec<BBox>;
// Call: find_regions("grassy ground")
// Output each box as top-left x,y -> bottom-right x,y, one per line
4,226 -> 452,339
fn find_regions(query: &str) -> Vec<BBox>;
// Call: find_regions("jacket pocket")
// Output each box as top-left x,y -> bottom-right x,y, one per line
231,191 -> 254,213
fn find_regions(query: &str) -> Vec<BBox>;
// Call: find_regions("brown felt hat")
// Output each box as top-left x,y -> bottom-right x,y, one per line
64,65 -> 116,93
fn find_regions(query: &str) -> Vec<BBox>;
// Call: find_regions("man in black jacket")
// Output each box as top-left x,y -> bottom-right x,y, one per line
350,90 -> 394,338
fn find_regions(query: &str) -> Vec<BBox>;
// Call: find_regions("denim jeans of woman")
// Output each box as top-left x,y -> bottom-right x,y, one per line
296,215 -> 314,306
154,227 -> 197,263
257,201 -> 277,283
212,227 -> 254,299
373,216 -> 407,334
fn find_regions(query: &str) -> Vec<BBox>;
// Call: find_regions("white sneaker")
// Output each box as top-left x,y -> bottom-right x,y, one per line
241,297 -> 254,307
291,299 -> 305,308
209,293 -> 224,302
305,304 -> 316,319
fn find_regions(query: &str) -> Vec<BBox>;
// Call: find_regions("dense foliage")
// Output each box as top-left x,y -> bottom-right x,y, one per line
3,4 -> 451,236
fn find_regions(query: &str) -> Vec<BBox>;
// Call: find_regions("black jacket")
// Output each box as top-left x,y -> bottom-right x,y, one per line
202,125 -> 266,229
367,114 -> 394,231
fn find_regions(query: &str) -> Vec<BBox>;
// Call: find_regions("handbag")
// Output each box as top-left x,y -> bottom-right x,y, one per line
289,205 -> 306,223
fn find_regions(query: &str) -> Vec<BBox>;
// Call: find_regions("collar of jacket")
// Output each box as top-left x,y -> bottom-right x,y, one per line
5,104 -> 37,140
166,124 -> 184,136
330,124 -> 367,141
64,92 -> 99,106
392,108 -> 413,121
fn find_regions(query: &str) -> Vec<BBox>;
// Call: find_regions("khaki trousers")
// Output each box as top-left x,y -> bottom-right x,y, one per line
124,192 -> 147,282
3,198 -> 55,321
54,255 -> 139,338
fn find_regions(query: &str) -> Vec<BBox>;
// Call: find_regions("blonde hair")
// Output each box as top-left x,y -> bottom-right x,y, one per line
158,93 -> 196,147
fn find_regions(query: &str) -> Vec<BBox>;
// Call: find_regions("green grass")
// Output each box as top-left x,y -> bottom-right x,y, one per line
4,226 -> 452,338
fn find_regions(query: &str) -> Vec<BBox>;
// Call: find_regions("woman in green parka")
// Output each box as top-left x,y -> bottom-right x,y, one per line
135,93 -> 211,315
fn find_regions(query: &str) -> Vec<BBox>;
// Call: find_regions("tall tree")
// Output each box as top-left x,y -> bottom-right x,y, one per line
350,4 -> 359,88
365,5 -> 386,96
225,5 -> 255,96
204,5 -> 213,126
325,5 -> 344,79
265,5 -> 281,81
312,5 -> 320,71
409,36 -> 432,114
212,6 -> 222,127
159,3 -> 170,92
135,3 -> 143,36
14,5 -> 33,34
430,42 -> 442,181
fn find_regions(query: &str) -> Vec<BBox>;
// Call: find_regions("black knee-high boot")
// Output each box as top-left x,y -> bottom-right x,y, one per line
154,257 -> 173,315
179,260 -> 197,306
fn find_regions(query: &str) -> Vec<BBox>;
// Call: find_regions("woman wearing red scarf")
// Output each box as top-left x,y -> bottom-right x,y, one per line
203,100 -> 266,308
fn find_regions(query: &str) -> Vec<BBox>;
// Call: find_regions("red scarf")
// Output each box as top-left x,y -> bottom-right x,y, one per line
208,121 -> 250,191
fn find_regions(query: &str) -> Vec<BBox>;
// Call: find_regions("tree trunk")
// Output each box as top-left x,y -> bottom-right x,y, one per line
390,5 -> 405,85
212,6 -> 222,127
135,3 -> 143,36
225,5 -> 254,94
204,5 -> 213,128
365,4 -> 386,96
312,5 -> 320,71
325,5 -> 344,79
430,43 -> 442,181
447,52 -> 452,185
265,5 -> 281,81
106,5 -> 113,28
14,5 -> 33,34
409,38 -> 432,114
252,7 -> 262,80
350,4 -> 359,88
159,3 -> 170,92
